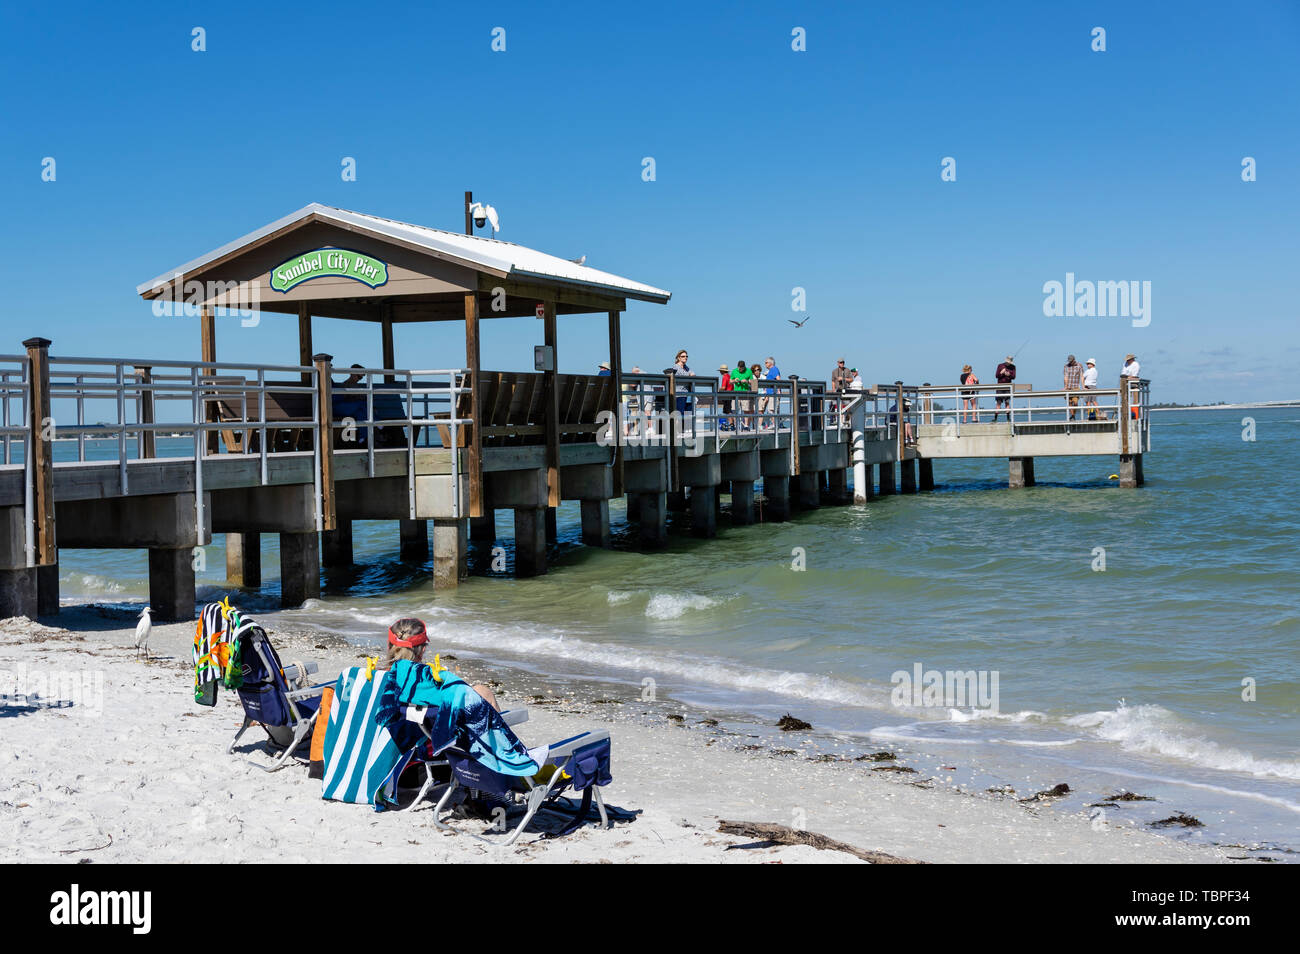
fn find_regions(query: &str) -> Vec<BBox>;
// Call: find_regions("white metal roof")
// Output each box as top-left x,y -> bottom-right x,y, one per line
136,203 -> 671,303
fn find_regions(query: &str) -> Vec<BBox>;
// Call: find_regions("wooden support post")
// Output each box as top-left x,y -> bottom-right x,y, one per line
201,308 -> 219,454
313,353 -> 337,531
381,308 -> 396,384
137,366 -> 156,459
791,377 -> 802,476
543,299 -> 560,508
608,310 -> 624,496
297,304 -> 313,385
465,292 -> 484,518
23,338 -> 56,566
666,371 -> 680,492
1119,376 -> 1131,457
895,381 -> 905,464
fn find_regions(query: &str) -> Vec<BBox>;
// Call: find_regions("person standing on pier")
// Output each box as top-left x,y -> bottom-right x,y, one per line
992,355 -> 1016,422
1121,353 -> 1141,420
1063,355 -> 1083,420
831,358 -> 850,391
960,364 -> 980,423
717,363 -> 734,431
759,356 -> 780,430
732,360 -> 755,431
672,349 -> 695,434
1082,358 -> 1099,419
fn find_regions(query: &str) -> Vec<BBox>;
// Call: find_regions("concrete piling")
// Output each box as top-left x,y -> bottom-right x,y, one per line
148,547 -> 196,622
279,531 -> 320,608
514,508 -> 548,576
432,518 -> 467,586
399,518 -> 429,561
1009,457 -> 1036,489
226,531 -> 262,586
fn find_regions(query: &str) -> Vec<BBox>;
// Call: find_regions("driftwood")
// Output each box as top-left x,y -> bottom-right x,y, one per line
718,820 -> 925,864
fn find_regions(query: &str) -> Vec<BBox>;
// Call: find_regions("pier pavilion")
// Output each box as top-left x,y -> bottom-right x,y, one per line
0,205 -> 1150,620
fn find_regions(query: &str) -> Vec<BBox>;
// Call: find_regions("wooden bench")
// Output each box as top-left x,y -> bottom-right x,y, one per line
435,371 -> 614,448
209,379 -> 408,453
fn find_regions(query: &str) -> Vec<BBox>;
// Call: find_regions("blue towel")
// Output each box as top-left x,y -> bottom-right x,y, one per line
376,661 -> 539,777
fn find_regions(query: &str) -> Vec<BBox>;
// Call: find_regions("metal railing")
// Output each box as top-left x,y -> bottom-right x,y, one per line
24,356 -> 475,551
910,379 -> 1151,442
613,372 -> 886,472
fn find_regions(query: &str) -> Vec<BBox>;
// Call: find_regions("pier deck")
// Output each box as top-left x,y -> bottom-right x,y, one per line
0,345 -> 1150,621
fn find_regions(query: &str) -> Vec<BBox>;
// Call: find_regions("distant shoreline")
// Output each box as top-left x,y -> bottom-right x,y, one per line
1150,402 -> 1300,411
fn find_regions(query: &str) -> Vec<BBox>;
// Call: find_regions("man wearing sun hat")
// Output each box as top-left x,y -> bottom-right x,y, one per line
1082,357 -> 1099,419
1120,353 -> 1141,420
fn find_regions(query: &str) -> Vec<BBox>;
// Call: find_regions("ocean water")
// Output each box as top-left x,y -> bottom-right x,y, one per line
55,408 -> 1300,856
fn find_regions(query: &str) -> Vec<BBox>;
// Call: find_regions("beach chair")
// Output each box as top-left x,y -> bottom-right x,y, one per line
320,665 -> 530,810
418,714 -> 612,846
226,620 -> 327,772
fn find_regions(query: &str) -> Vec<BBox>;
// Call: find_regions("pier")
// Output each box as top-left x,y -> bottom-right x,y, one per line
0,205 -> 1150,620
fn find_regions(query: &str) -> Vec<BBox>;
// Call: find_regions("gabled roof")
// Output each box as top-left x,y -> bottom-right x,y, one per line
136,203 -> 671,304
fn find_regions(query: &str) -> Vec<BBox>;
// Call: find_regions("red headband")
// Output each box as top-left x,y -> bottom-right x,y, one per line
387,621 -> 428,649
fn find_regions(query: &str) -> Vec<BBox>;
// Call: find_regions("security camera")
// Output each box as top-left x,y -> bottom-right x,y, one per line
471,204 -> 487,229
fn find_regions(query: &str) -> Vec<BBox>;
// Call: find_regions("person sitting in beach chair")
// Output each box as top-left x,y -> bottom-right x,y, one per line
323,619 -> 613,843
225,612 -> 329,772
321,618 -> 527,809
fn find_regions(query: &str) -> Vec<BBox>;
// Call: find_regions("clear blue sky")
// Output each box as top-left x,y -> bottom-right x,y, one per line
2,1 -> 1297,402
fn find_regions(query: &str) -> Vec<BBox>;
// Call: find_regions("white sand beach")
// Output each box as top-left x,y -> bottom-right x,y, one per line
0,610 -> 1227,864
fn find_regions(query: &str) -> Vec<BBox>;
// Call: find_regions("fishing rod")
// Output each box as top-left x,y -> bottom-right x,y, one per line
1009,338 -> 1030,362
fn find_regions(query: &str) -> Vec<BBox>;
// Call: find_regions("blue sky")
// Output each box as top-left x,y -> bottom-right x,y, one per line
2,1 -> 1297,402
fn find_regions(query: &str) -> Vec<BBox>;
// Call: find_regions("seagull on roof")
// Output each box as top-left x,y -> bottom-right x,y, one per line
788,316 -> 812,328
569,255 -> 586,265
135,606 -> 153,661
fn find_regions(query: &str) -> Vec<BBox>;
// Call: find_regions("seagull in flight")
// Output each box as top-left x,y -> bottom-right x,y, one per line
788,316 -> 812,328
135,606 -> 153,661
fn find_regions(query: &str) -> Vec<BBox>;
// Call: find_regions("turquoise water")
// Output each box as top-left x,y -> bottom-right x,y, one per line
55,408 -> 1300,854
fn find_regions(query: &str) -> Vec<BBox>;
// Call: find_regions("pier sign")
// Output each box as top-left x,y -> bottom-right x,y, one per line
270,248 -> 389,293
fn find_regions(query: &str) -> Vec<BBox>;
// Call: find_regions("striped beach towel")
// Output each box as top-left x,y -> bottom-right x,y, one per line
192,602 -> 231,706
321,667 -> 411,809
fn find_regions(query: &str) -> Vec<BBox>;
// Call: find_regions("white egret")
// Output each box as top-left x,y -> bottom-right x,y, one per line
135,606 -> 153,661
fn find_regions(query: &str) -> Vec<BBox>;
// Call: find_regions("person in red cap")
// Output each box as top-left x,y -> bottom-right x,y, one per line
379,617 -> 499,710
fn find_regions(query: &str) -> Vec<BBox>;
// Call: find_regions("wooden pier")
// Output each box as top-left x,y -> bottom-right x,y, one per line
0,205 -> 1151,620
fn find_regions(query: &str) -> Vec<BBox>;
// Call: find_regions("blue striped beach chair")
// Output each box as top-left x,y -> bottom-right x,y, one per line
420,717 -> 613,846
321,665 -> 531,810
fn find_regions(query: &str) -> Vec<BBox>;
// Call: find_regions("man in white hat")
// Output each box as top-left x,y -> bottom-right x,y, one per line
1082,358 -> 1099,419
